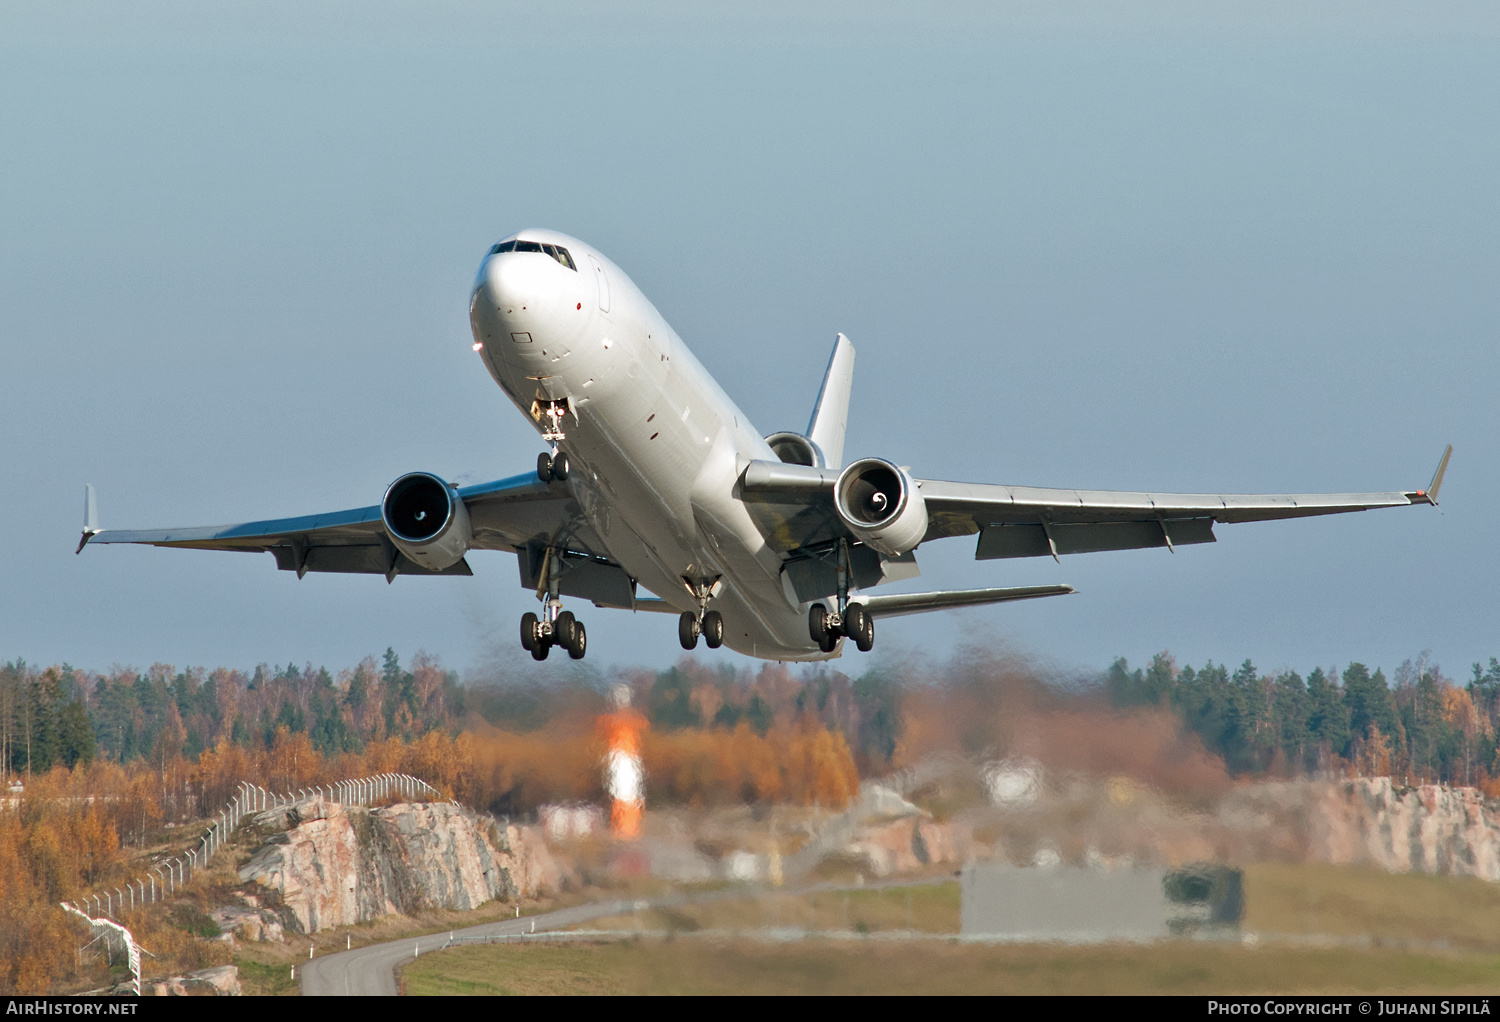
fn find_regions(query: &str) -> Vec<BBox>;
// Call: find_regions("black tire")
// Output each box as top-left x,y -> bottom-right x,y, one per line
537,451 -> 553,483
568,620 -> 587,660
531,640 -> 550,661
844,604 -> 866,643
819,629 -> 839,654
702,610 -> 724,649
555,610 -> 576,646
678,611 -> 700,650
853,607 -> 874,653
551,451 -> 570,481
808,604 -> 829,644
520,612 -> 539,651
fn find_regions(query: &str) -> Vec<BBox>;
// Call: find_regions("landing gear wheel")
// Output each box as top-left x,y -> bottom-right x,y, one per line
537,452 -> 553,483
678,611 -> 700,650
702,610 -> 724,649
530,639 -> 550,661
567,620 -> 587,659
819,628 -> 839,654
808,604 -> 830,645
520,612 -> 539,651
550,451 -> 570,481
846,604 -> 874,652
555,610 -> 576,647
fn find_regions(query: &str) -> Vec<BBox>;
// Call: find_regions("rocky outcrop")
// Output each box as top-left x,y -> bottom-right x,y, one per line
144,965 -> 240,996
787,782 -> 960,878
1226,777 -> 1500,880
209,903 -> 284,943
238,799 -> 559,934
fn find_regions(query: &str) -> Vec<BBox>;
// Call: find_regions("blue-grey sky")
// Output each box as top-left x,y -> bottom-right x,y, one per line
3,2 -> 1496,683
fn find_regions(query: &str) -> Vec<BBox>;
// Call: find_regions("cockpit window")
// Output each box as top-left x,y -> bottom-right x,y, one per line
487,239 -> 577,271
542,244 -> 577,271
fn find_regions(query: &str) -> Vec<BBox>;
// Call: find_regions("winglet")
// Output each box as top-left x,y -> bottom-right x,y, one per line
1409,444 -> 1453,506
806,333 -> 855,470
76,484 -> 100,554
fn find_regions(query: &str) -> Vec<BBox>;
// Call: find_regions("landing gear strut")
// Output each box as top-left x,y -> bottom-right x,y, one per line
807,541 -> 875,652
678,577 -> 725,651
531,398 -> 569,443
520,546 -> 587,660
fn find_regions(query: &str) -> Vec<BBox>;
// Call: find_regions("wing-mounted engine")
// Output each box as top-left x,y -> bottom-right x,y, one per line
764,431 -> 825,469
834,458 -> 928,558
381,472 -> 472,571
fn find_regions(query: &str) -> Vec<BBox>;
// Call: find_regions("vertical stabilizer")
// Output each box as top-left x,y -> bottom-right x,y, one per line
807,333 -> 856,469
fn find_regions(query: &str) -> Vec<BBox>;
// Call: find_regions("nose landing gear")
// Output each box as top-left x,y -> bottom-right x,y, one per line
530,398 -> 570,443
536,449 -> 570,483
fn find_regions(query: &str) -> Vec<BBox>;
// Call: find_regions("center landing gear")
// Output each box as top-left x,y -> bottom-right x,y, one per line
679,609 -> 725,650
678,577 -> 725,650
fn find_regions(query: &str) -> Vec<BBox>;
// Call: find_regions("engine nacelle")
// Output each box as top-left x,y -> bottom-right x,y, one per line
834,458 -> 928,558
764,431 -> 825,469
381,472 -> 472,571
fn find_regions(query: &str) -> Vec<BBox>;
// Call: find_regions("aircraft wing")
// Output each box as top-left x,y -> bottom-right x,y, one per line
742,445 -> 1450,566
77,472 -> 625,598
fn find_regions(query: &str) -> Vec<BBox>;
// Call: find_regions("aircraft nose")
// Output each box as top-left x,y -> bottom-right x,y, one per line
475,250 -> 551,316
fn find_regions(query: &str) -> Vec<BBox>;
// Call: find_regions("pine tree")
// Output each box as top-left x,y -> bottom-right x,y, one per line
1307,667 -> 1351,763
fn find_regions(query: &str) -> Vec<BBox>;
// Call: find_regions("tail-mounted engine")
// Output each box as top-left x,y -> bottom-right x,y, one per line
834,458 -> 928,558
764,431 -> 826,469
382,472 -> 472,571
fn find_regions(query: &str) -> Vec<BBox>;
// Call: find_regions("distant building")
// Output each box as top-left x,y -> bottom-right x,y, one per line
961,862 -> 1242,941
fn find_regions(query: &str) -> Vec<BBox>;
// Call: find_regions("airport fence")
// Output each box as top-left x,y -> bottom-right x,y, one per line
61,772 -> 443,922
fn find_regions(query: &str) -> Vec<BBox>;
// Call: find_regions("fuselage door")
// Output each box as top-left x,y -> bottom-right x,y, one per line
587,254 -> 611,313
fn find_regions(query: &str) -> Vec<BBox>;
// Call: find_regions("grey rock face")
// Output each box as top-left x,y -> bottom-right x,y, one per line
144,965 -> 241,996
238,799 -> 560,934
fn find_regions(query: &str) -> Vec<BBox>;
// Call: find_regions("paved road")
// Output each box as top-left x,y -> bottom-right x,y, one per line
299,874 -> 956,996
299,897 -> 663,996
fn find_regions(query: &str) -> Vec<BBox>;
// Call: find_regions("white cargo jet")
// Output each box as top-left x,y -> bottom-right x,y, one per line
79,230 -> 1452,662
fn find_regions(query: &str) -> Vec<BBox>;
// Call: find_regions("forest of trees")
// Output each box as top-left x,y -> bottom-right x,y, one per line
4,643 -> 1500,993
1107,652 -> 1500,789
0,650 -> 895,807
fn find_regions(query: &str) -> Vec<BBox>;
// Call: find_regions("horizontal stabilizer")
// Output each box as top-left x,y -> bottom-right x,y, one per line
853,584 -> 1075,619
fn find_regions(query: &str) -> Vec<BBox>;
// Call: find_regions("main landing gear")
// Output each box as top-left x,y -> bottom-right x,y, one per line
521,606 -> 587,660
809,601 -> 874,653
807,539 -> 874,653
520,543 -> 586,660
678,577 -> 725,651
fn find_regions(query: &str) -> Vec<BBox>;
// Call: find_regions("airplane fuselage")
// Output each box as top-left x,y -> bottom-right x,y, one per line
469,229 -> 830,660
